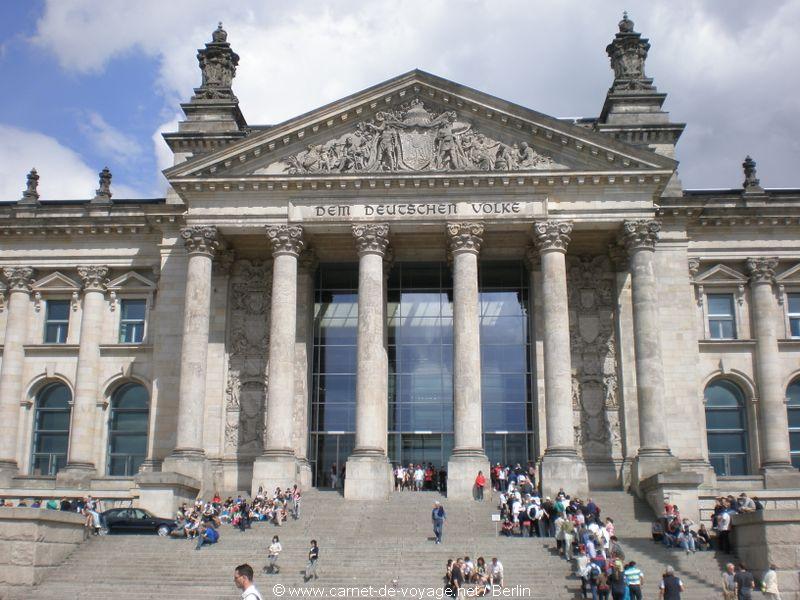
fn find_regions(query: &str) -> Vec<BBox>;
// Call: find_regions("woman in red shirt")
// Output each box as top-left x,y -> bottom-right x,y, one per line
475,471 -> 487,501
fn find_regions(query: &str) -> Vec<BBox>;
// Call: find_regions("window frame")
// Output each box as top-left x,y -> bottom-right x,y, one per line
105,382 -> 150,477
704,379 -> 750,477
117,298 -> 148,344
43,298 -> 72,344
787,379 -> 800,469
703,290 -> 741,340
30,382 -> 72,477
785,291 -> 800,339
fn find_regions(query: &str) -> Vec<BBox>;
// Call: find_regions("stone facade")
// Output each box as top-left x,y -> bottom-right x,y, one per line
1,17 -> 799,507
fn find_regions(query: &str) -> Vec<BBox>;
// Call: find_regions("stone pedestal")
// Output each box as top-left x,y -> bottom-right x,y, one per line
162,451 -> 207,485
252,454 -> 298,495
345,224 -> 392,500
135,471 -> 200,519
296,459 -> 313,490
447,453 -> 491,501
639,471 -> 703,523
631,453 -> 681,494
540,452 -> 589,500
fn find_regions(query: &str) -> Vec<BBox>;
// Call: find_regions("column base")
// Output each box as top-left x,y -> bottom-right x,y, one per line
344,453 -> 392,500
631,449 -> 681,494
251,452 -> 298,496
762,464 -> 800,489
447,451 -> 490,501
162,449 -> 207,486
296,458 -> 313,490
56,463 -> 96,489
540,450 -> 588,499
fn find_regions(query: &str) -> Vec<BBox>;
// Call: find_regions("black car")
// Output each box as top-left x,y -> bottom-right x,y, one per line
101,508 -> 176,536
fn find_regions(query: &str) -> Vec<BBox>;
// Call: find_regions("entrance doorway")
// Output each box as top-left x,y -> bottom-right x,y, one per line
311,433 -> 353,488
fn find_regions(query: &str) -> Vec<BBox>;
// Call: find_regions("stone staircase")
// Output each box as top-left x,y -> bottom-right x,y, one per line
5,489 -> 579,599
589,491 -> 749,599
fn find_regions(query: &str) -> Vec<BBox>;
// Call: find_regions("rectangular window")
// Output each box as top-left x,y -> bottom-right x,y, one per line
788,293 -> 800,338
44,300 -> 70,343
707,293 -> 736,339
119,299 -> 146,343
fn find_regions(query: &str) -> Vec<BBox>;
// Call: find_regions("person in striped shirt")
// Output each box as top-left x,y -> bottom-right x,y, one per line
624,561 -> 644,600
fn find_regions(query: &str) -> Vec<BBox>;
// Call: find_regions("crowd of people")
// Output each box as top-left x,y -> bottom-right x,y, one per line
443,556 -> 503,597
393,463 -> 447,492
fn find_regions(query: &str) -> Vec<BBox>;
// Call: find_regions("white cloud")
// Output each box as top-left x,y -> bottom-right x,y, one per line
29,0 -> 800,189
0,125 -> 143,201
79,111 -> 143,162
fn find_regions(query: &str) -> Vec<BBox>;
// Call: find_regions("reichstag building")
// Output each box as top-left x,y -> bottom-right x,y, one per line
1,15 -> 799,507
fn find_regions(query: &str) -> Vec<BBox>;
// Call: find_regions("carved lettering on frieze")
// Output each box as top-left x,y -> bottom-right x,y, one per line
267,99 -> 567,175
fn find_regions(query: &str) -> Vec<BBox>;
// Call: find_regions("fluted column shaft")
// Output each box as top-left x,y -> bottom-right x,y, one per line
264,225 -> 304,457
0,268 -> 34,472
621,220 -> 671,454
353,224 -> 390,456
173,226 -> 220,456
748,257 -> 793,469
534,221 -> 577,454
448,223 -> 485,456
65,266 -> 109,471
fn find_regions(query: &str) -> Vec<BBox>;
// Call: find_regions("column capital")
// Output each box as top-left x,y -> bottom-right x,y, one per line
533,220 -> 572,254
266,224 -> 304,257
447,222 -> 484,255
352,223 -> 390,256
181,225 -> 222,257
77,265 -> 109,292
619,219 -> 660,253
2,267 -> 35,293
746,256 -> 779,285
299,249 -> 319,272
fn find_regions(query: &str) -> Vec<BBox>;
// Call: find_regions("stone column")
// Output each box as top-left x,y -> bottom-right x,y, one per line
620,220 -> 680,487
163,226 -> 221,483
746,257 -> 800,487
59,266 -> 109,485
446,222 -> 490,499
252,225 -> 304,494
0,267 -> 34,482
293,250 -> 317,489
345,224 -> 393,500
533,221 -> 588,498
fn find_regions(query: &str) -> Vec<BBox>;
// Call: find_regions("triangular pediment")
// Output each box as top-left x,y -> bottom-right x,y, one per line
165,70 -> 676,182
777,263 -> 800,283
32,271 -> 80,292
107,271 -> 157,292
695,264 -> 747,284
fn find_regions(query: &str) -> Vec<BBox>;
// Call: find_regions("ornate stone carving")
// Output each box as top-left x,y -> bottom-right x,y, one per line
20,168 -> 39,203
93,167 -> 112,202
746,257 -> 778,285
446,222 -> 484,254
77,266 -> 109,292
213,249 -> 236,276
266,225 -> 305,257
568,255 -> 621,460
533,220 -> 572,253
742,155 -> 762,191
352,223 -> 390,256
619,219 -> 660,253
606,12 -> 655,92
687,257 -> 700,278
181,225 -> 221,257
2,267 -> 35,292
224,259 -> 271,456
192,23 -> 239,101
272,98 -> 566,175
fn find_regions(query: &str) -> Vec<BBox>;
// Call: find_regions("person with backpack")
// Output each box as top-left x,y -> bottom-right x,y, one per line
659,566 -> 684,599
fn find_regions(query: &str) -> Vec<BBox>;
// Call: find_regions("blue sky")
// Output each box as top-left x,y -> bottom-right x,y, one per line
1,0 -> 799,200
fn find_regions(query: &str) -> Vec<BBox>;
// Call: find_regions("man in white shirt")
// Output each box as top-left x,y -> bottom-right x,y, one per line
234,564 -> 263,600
490,557 -> 504,587
717,510 -> 732,554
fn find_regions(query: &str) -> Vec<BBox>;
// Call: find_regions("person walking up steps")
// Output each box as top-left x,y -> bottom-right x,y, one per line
432,501 -> 446,544
304,539 -> 319,582
264,535 -> 281,574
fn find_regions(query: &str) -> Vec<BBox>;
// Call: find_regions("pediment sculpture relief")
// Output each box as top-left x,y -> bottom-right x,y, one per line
262,99 -> 567,175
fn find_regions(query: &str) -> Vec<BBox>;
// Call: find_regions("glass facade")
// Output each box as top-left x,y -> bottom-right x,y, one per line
788,379 -> 800,469
107,383 -> 150,476
309,261 -> 533,486
31,383 -> 71,476
705,379 -> 749,476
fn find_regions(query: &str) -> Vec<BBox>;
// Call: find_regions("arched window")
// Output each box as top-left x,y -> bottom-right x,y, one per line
787,379 -> 800,469
107,383 -> 150,476
31,383 -> 72,476
705,380 -> 749,476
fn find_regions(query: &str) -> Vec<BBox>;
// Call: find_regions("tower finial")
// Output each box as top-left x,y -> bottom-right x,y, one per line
193,22 -> 239,101
19,167 -> 40,205
92,167 -> 113,203
607,12 -> 653,91
742,155 -> 764,193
